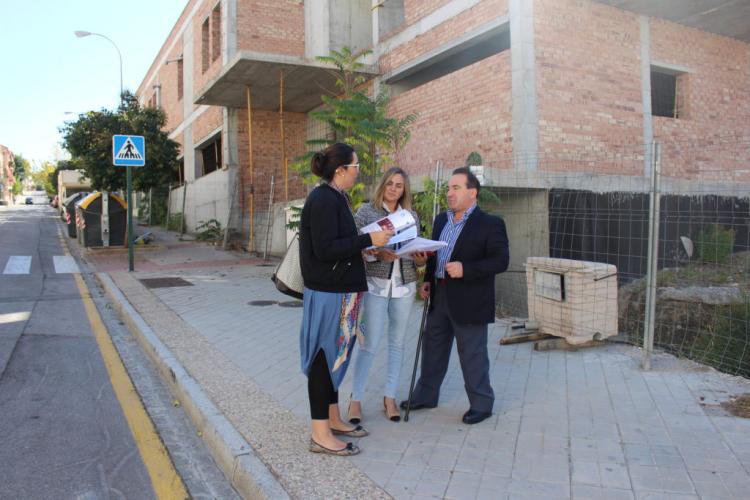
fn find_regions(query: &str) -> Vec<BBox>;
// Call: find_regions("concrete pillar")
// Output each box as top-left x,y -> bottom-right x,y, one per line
510,0 -> 539,171
494,189 -> 549,318
305,0 -> 331,58
224,0 -> 237,63
330,0 -> 371,54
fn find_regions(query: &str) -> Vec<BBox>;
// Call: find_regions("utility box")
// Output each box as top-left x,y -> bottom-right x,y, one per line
525,257 -> 618,344
75,192 -> 127,247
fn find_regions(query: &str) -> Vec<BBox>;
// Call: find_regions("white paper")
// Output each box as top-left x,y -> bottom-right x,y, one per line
387,225 -> 418,245
360,208 -> 415,235
361,208 -> 418,248
395,237 -> 448,256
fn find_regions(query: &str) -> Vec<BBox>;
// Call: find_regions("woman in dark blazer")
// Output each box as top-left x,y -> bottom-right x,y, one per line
298,143 -> 392,456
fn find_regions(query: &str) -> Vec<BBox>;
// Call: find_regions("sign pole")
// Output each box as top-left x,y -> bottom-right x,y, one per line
127,164 -> 134,272
112,134 -> 145,273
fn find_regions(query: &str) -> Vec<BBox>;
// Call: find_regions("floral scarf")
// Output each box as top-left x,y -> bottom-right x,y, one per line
332,292 -> 365,371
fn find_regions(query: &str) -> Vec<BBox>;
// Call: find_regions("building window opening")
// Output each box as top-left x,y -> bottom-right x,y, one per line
197,135 -> 222,177
201,18 -> 210,73
177,58 -> 184,101
176,158 -> 184,185
651,66 -> 686,119
211,3 -> 221,62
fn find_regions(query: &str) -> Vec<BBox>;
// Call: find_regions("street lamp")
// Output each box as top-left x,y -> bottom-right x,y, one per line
74,30 -> 123,102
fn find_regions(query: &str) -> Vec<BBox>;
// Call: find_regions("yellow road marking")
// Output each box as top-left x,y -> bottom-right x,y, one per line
59,225 -> 188,499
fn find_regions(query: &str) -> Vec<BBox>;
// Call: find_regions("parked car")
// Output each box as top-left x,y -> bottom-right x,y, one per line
25,197 -> 33,205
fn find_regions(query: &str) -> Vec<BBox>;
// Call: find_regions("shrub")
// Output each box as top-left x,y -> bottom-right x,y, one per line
465,151 -> 483,166
195,219 -> 224,243
165,212 -> 184,232
694,224 -> 735,264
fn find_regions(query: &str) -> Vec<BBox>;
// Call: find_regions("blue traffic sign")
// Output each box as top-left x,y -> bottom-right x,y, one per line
113,135 -> 145,166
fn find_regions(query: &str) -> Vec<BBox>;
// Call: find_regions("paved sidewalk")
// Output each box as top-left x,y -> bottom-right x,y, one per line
81,227 -> 750,499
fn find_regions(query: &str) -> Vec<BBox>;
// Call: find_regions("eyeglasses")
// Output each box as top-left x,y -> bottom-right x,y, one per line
343,163 -> 360,169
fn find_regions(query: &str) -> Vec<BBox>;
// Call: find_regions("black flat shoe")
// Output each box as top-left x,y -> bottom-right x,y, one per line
399,400 -> 437,411
462,409 -> 492,425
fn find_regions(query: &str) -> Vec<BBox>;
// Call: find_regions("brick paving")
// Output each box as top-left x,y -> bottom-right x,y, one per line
91,233 -> 750,499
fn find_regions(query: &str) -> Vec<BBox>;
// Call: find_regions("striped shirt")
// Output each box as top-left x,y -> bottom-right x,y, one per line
435,204 -> 477,279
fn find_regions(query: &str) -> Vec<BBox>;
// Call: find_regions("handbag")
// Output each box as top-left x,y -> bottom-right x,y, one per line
272,232 -> 304,300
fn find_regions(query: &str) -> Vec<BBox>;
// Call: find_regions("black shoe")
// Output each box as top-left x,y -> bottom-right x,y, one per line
399,400 -> 437,411
462,409 -> 492,425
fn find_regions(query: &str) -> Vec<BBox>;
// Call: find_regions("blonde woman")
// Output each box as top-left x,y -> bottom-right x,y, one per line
349,167 -> 428,423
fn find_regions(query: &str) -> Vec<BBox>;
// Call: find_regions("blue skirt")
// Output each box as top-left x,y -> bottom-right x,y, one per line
299,287 -> 363,390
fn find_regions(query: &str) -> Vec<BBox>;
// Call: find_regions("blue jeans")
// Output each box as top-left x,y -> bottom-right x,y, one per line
351,292 -> 414,400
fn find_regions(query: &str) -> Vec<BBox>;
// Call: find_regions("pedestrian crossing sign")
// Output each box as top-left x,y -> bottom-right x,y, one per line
112,135 -> 146,166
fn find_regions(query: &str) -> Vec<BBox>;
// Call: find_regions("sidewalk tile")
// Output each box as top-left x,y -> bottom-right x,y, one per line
105,255 -> 750,499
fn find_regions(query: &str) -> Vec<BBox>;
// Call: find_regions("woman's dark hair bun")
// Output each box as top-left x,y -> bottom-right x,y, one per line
310,143 -> 354,181
311,151 -> 326,177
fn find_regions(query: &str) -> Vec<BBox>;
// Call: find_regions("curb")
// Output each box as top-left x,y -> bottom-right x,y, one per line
84,244 -> 169,255
97,272 -> 289,500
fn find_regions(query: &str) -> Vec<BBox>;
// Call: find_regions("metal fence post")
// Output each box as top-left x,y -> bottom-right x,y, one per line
642,141 -> 661,370
166,183 -> 172,229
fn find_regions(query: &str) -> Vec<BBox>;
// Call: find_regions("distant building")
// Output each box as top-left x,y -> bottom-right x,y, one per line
0,145 -> 15,205
57,169 -> 92,211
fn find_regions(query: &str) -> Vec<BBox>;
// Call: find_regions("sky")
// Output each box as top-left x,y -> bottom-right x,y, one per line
0,0 -> 187,168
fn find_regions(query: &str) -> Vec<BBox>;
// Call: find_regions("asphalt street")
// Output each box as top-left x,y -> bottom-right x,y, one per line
0,201 -> 237,499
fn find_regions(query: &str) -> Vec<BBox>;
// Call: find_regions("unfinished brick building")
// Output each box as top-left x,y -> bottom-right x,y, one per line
137,0 -> 750,311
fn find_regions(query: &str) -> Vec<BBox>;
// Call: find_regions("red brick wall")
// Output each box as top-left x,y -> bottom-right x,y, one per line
159,43 -> 186,133
650,19 -> 750,182
193,0 -> 224,98
380,0 -> 508,73
388,51 -> 512,177
137,0 -> 197,97
534,0 -> 643,175
193,107 -> 223,146
404,0 -> 453,25
534,0 -> 750,181
236,0 -> 305,56
236,109 -> 307,211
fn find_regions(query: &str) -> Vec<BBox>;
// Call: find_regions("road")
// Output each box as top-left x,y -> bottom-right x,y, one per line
0,202 -> 237,499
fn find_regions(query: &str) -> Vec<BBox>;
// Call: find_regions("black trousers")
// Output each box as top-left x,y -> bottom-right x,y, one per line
412,284 -> 495,413
308,349 -> 338,419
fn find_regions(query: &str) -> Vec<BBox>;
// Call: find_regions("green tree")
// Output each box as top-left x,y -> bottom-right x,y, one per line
291,47 -> 418,208
61,92 -> 179,192
30,161 -> 57,195
12,154 -> 30,180
11,179 -> 23,196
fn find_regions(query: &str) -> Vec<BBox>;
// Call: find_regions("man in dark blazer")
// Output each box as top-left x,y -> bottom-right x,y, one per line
401,167 -> 509,424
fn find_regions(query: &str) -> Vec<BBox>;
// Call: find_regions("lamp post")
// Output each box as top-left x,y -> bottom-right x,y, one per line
74,30 -> 123,102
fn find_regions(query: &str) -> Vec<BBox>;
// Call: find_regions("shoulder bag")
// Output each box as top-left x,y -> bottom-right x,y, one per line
271,233 -> 304,300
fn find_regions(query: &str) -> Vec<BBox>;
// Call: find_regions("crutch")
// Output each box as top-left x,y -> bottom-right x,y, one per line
404,295 -> 430,422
